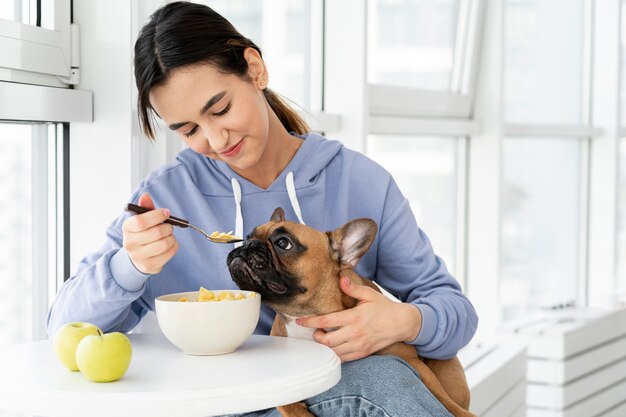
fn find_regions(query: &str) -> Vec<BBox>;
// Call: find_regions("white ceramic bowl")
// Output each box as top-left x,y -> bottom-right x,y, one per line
155,290 -> 261,355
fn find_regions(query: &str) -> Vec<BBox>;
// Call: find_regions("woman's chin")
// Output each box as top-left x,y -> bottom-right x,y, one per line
223,156 -> 258,172
205,153 -> 247,167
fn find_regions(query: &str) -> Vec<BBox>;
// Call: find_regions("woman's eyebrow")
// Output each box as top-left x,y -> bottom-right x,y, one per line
168,91 -> 227,130
200,91 -> 226,115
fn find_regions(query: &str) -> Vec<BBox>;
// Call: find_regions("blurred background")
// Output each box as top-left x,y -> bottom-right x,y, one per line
1,1 -> 626,415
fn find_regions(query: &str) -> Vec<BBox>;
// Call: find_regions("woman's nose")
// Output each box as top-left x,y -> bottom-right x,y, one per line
200,123 -> 229,152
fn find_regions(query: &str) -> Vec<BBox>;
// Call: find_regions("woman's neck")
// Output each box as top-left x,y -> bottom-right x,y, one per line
230,114 -> 303,189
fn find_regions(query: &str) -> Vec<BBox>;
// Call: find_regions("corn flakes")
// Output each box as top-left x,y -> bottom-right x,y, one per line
178,287 -> 256,302
209,230 -> 237,240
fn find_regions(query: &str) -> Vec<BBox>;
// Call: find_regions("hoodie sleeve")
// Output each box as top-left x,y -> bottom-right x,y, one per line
46,211 -> 153,337
373,178 -> 478,360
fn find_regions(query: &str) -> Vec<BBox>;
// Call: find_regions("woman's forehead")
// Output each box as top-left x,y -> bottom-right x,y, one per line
148,65 -> 237,117
155,65 -> 233,96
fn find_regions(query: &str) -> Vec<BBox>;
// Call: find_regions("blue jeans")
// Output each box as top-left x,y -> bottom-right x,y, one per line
228,355 -> 453,417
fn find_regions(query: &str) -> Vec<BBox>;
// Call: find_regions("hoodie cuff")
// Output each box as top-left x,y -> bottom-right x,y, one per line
409,303 -> 437,346
110,248 -> 151,292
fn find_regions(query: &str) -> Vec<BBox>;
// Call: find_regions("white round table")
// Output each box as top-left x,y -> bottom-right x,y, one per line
0,333 -> 341,417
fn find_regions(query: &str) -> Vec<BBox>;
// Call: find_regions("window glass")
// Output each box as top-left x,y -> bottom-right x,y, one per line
0,124 -> 33,348
500,138 -> 582,320
621,0 -> 626,124
0,123 -> 60,349
617,138 -> 626,300
367,135 -> 460,277
504,0 -> 585,124
0,2 -> 14,21
204,0 -> 321,111
368,0 -> 461,91
0,0 -> 54,29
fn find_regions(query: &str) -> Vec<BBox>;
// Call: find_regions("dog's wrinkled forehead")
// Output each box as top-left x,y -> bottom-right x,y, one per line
248,221 -> 328,251
247,222 -> 279,240
250,220 -> 297,239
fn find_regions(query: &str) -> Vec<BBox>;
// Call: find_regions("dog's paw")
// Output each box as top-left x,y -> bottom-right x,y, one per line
277,402 -> 314,417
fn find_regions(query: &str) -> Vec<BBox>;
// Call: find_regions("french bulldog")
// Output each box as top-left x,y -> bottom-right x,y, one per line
227,208 -> 475,417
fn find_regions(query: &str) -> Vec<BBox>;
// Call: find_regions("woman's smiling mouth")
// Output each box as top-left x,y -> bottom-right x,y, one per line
220,138 -> 245,157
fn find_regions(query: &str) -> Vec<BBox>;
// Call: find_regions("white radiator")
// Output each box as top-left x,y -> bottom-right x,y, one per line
499,306 -> 626,417
459,342 -> 527,416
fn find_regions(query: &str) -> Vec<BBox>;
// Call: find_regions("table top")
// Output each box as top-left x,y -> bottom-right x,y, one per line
0,333 -> 341,417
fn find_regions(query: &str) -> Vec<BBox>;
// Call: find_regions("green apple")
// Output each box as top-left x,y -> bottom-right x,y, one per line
53,322 -> 102,371
75,330 -> 132,382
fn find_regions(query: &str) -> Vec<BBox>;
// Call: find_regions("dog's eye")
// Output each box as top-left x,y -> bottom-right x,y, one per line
275,237 -> 292,250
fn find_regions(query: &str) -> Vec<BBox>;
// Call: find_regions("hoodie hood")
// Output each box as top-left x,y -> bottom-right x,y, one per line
176,132 -> 344,246
176,133 -> 344,197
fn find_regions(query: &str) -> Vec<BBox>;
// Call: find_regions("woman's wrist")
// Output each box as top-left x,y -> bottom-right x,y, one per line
394,302 -> 422,343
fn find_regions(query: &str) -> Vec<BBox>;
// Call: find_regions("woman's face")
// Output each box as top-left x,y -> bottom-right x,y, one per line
148,60 -> 270,170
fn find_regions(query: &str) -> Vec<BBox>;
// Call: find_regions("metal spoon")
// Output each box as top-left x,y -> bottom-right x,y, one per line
124,203 -> 244,244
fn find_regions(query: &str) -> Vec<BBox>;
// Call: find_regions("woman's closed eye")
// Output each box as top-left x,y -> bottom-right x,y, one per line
182,102 -> 231,138
214,102 -> 231,116
183,126 -> 198,138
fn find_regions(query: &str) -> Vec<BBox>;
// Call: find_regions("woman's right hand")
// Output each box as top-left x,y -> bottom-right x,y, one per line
122,192 -> 179,274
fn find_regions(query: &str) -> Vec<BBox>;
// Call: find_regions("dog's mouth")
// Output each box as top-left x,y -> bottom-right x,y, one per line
239,260 -> 262,286
266,281 -> 288,294
230,257 -> 289,295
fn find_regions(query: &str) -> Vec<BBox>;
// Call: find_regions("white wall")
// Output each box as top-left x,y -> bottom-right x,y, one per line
70,0 -> 135,271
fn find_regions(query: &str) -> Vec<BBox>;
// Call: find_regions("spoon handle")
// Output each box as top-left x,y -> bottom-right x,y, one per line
124,203 -> 189,228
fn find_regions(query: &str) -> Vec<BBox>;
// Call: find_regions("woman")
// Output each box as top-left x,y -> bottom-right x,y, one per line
48,2 -> 477,416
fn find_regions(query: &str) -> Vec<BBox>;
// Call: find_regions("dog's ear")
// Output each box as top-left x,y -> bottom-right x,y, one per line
270,207 -> 286,222
329,219 -> 377,268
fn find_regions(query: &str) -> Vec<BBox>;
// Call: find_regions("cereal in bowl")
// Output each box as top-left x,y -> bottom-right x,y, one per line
178,287 -> 257,302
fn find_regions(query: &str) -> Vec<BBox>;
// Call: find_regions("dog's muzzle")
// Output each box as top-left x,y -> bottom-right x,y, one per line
227,239 -> 301,301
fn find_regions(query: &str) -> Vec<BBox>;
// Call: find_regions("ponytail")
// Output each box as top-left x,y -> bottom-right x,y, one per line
263,89 -> 309,135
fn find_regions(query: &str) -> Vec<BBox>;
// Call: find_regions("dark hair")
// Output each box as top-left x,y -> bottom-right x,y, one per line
134,1 -> 309,140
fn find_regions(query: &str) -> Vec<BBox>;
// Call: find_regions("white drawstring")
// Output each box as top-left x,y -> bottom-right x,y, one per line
286,172 -> 305,225
231,178 -> 243,248
230,173 -> 304,247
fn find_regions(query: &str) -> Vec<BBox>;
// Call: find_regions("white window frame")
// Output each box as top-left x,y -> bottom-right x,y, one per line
0,80 -> 89,341
324,0 -> 480,288
32,123 -> 70,340
588,0 -> 622,308
468,0 -> 623,345
367,0 -> 485,119
0,0 -> 91,343
0,81 -> 92,122
0,0 -> 73,87
369,85 -> 474,118
325,0 -> 483,293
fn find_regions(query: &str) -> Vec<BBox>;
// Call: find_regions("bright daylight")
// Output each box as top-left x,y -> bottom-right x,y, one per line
1,1 -> 626,416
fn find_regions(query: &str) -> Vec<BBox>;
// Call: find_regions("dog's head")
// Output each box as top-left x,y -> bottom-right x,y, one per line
226,208 -> 377,316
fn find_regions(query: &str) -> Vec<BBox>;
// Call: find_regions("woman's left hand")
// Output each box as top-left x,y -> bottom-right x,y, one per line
296,276 -> 423,362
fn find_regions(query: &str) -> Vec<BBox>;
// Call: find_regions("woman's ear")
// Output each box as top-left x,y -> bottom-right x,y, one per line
243,47 -> 268,89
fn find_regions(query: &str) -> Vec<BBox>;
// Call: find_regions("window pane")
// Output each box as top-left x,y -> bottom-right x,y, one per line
367,135 -> 460,276
504,0 -> 585,124
0,124 -> 33,348
0,123 -> 59,349
621,0 -> 626,124
0,2 -> 14,20
0,0 -> 54,29
368,0 -> 461,91
501,138 -> 583,320
617,139 -> 626,299
203,0 -> 321,111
